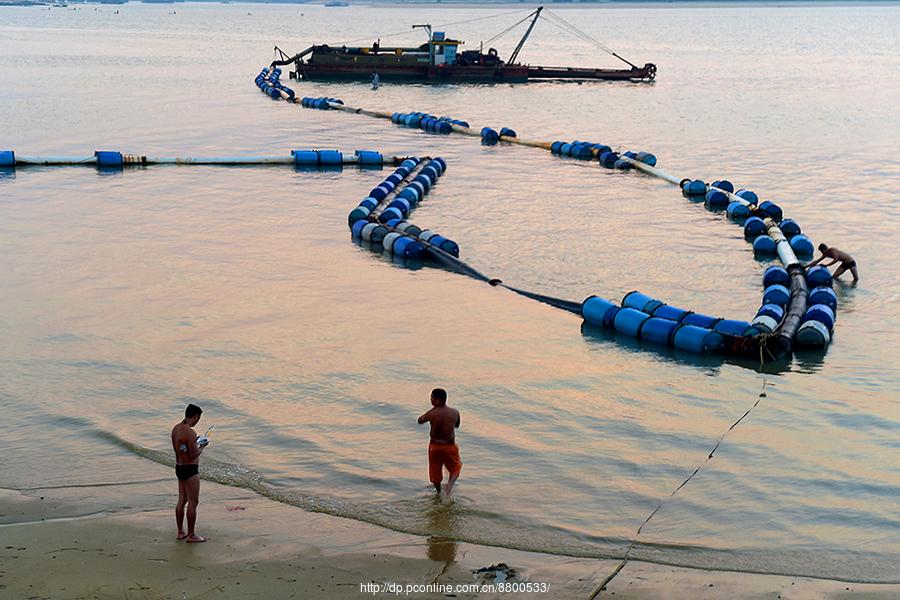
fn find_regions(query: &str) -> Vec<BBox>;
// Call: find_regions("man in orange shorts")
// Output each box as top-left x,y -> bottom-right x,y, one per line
417,388 -> 462,495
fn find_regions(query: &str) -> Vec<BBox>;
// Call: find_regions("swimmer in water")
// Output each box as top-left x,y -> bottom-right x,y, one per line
171,403 -> 207,542
417,388 -> 462,496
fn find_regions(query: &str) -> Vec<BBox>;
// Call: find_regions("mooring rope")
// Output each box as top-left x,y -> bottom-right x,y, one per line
587,377 -> 769,598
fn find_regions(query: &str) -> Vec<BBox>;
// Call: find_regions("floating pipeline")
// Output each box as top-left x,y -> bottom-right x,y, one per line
0,149 -> 405,169
387,113 -> 465,135
347,157 -> 446,226
251,81 -> 840,357
580,291 -> 766,355
255,66 -> 296,101
300,96 -> 345,110
348,157 -> 460,258
348,157 -> 426,226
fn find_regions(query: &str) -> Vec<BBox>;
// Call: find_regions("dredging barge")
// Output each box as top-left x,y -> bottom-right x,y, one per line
271,7 -> 656,84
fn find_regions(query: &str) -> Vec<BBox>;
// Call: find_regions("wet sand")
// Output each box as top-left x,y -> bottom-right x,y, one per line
3,478 -> 899,599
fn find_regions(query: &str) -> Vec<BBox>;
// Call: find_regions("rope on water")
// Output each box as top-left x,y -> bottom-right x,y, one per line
588,376 -> 769,598
540,9 -> 639,69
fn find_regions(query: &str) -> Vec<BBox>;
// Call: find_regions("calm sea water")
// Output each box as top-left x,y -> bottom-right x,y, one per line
1,1 -> 899,583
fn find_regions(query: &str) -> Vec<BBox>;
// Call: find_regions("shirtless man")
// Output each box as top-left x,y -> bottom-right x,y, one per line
809,243 -> 859,282
171,403 -> 208,543
417,388 -> 461,495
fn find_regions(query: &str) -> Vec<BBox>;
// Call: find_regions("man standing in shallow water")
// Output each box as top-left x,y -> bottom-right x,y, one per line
171,403 -> 208,543
418,388 -> 462,496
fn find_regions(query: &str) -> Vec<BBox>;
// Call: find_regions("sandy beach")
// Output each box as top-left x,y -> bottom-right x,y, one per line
4,470 -> 899,600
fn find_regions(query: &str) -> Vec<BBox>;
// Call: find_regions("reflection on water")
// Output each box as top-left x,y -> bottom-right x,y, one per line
1,1 -> 899,585
425,496 -> 459,565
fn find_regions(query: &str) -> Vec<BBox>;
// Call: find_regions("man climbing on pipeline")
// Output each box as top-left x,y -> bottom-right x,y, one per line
808,243 -> 859,282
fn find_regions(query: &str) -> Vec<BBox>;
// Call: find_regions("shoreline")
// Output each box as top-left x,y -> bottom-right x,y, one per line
4,477 -> 900,598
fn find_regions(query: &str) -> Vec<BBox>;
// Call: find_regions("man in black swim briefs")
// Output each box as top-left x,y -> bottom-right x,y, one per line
171,403 -> 208,543
809,243 -> 860,282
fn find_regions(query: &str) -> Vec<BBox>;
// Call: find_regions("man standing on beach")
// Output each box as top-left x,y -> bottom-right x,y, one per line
417,388 -> 462,495
171,403 -> 208,543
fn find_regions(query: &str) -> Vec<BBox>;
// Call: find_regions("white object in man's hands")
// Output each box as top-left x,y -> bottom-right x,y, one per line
197,425 -> 215,447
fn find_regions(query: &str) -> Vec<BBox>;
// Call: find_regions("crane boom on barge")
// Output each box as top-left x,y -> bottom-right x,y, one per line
270,7 -> 656,84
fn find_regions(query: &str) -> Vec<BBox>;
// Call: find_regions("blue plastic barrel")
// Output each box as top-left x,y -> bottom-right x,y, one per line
727,201 -> 752,220
406,181 -> 426,198
389,198 -> 411,214
581,296 -> 618,328
500,127 -> 517,138
736,189 -> 758,204
351,219 -> 369,238
790,234 -> 815,257
763,265 -> 790,288
683,180 -> 707,196
794,320 -> 830,349
481,128 -> 499,145
636,152 -> 657,166
762,284 -> 791,306
427,234 -> 449,248
711,180 -> 734,193
640,317 -> 679,346
560,143 -> 573,156
551,141 -> 564,154
433,157 -> 447,173
758,201 -> 783,222
292,150 -> 318,166
652,304 -> 689,322
809,286 -> 837,310
317,150 -> 342,166
780,219 -> 801,238
380,207 -> 404,222
751,315 -> 779,334
806,265 -> 832,288
355,150 -> 383,165
756,303 -> 785,322
369,225 -> 388,244
438,238 -> 460,257
753,235 -> 777,256
714,319 -> 753,337
573,145 -> 594,160
672,325 -> 724,354
369,187 -> 388,202
0,150 -> 14,167
744,216 -> 767,239
394,237 -> 425,258
348,206 -> 370,225
95,151 -> 123,167
398,188 -> 420,204
804,304 -> 836,331
682,312 -> 719,329
622,291 -> 659,313
706,189 -> 729,209
421,165 -> 440,181
382,232 -> 403,253
613,308 -> 651,337
598,152 -> 620,168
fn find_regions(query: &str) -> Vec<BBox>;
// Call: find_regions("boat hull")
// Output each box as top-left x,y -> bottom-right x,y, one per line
296,63 -> 653,83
